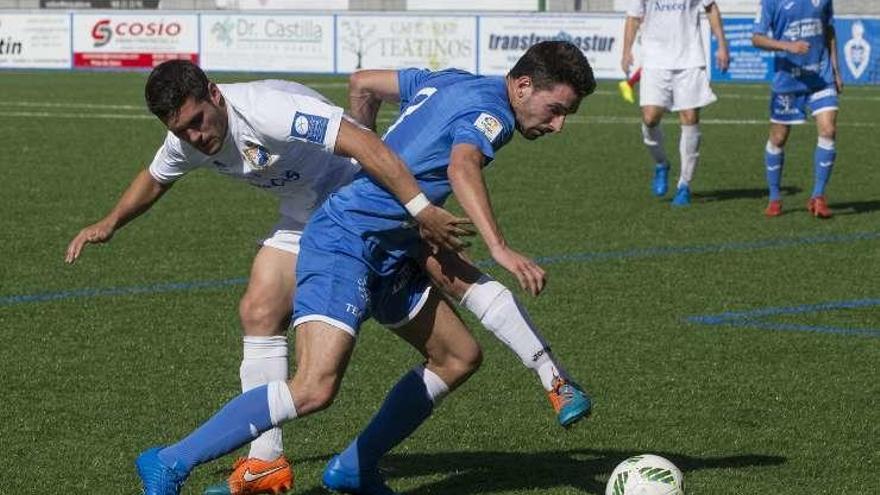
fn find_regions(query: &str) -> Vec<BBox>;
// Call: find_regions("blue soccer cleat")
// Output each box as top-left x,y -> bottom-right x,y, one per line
548,377 -> 592,427
671,185 -> 691,206
652,164 -> 670,197
322,455 -> 397,495
136,447 -> 188,495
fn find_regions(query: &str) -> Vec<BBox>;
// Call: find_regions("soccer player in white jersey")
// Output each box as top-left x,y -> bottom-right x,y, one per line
66,60 -> 590,495
65,60 -> 467,495
752,0 -> 842,218
622,0 -> 729,206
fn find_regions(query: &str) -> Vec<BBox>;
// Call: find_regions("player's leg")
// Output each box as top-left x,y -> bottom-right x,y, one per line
671,108 -> 700,206
639,69 -> 672,197
764,123 -> 791,217
422,248 -> 590,426
136,321 -> 352,495
324,291 -> 480,494
669,67 -> 717,206
807,92 -> 839,218
764,92 -> 803,217
205,242 -> 298,494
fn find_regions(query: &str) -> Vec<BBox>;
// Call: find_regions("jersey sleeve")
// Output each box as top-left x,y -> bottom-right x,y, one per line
626,0 -> 645,17
701,0 -> 715,9
250,88 -> 344,155
450,110 -> 512,161
147,133 -> 199,184
397,68 -> 433,107
753,0 -> 774,35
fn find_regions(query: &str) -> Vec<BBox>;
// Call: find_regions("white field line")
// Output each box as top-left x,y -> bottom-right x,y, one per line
2,109 -> 876,128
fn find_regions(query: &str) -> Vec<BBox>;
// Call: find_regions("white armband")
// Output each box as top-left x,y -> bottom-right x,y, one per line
404,192 -> 431,217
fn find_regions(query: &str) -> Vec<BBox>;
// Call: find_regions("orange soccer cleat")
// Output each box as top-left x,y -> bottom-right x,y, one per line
204,456 -> 293,495
765,199 -> 783,217
807,196 -> 833,219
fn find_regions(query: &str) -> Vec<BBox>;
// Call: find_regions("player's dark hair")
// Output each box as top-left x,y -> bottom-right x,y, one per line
508,41 -> 596,98
144,60 -> 210,121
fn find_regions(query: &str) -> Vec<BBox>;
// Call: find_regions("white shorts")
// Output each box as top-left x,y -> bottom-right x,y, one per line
640,66 -> 717,112
261,215 -> 306,254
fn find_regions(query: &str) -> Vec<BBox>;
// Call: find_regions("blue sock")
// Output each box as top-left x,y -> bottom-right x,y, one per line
812,138 -> 836,198
765,142 -> 784,201
158,385 -> 274,473
337,370 -> 433,472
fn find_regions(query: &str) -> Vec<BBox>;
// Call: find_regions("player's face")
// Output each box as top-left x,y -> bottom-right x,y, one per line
164,83 -> 228,155
513,80 -> 580,141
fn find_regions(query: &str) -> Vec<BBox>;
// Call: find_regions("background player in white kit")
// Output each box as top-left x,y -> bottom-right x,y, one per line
65,60 -> 588,495
622,0 -> 729,206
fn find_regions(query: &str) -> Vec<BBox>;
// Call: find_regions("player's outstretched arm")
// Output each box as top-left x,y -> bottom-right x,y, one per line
333,119 -> 472,252
447,143 -> 546,296
706,2 -> 730,72
64,169 -> 171,264
348,70 -> 401,132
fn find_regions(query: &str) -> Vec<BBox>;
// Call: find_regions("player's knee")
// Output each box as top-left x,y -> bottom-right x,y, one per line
817,123 -> 836,140
642,114 -> 662,128
768,129 -> 789,148
239,292 -> 289,336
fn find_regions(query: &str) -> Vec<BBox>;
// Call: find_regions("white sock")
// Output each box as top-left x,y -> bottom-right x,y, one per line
241,336 -> 289,461
678,124 -> 701,188
267,380 -> 298,424
461,276 -> 566,391
414,365 -> 450,404
641,122 -> 668,165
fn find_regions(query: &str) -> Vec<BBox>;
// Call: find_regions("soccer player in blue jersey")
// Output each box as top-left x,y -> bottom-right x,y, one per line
752,0 -> 843,218
135,41 -> 596,495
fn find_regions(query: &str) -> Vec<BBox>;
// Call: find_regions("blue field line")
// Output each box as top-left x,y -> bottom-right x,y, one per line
686,298 -> 880,337
1,230 -> 877,307
1,278 -> 248,306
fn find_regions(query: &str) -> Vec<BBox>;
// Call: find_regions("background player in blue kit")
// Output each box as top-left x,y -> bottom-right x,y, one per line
135,41 -> 596,495
752,0 -> 843,218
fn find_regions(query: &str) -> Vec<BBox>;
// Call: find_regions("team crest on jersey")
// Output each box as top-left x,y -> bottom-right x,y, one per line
242,141 -> 277,169
291,112 -> 329,144
811,0 -> 820,7
474,113 -> 502,143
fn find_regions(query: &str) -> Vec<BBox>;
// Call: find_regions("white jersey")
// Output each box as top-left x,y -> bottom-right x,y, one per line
149,80 -> 360,224
628,0 -> 713,70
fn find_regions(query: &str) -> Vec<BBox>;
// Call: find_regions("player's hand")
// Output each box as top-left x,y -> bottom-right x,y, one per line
415,205 -> 475,253
716,46 -> 730,72
621,52 -> 634,75
489,245 -> 546,296
65,220 -> 115,264
787,40 -> 810,55
834,73 -> 844,94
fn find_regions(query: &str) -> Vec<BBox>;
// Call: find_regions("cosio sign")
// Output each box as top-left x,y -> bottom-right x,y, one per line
91,18 -> 182,47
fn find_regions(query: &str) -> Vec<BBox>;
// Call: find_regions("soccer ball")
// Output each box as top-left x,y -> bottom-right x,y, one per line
605,454 -> 684,495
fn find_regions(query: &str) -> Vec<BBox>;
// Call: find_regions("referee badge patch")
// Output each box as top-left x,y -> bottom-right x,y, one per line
290,112 -> 329,144
474,113 -> 502,143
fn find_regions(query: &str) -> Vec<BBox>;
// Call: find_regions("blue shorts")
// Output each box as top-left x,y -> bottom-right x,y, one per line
769,86 -> 838,124
292,209 -> 431,337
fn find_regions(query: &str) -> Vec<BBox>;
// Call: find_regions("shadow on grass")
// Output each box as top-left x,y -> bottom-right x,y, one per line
828,199 -> 880,215
293,448 -> 785,494
694,186 -> 801,202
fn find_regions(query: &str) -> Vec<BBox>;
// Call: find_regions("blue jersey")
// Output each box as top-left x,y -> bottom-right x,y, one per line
753,0 -> 835,93
322,68 -> 516,274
